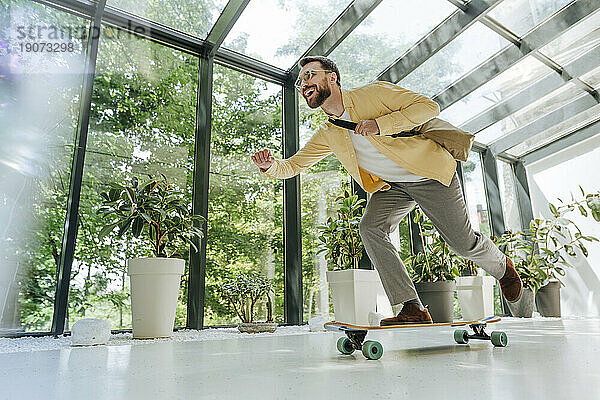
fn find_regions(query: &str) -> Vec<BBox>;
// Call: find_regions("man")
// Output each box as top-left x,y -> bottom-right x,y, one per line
251,56 -> 522,325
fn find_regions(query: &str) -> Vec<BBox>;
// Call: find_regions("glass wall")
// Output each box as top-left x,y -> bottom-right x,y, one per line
462,152 -> 492,238
205,64 -> 283,325
0,1 -> 88,333
69,26 -> 199,330
496,160 -> 521,233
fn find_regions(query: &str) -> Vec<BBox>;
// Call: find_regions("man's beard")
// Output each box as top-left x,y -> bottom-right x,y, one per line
304,82 -> 331,109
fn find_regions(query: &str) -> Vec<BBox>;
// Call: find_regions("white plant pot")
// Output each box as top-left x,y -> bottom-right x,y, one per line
456,275 -> 496,320
127,257 -> 184,338
326,269 -> 389,325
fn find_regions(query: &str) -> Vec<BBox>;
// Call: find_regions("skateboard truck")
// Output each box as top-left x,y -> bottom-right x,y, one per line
454,323 -> 508,347
345,330 -> 368,349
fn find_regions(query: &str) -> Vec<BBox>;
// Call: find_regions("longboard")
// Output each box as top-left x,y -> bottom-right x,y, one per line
324,316 -> 506,360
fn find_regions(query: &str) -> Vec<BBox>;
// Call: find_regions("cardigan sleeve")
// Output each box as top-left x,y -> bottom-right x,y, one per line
370,81 -> 440,136
259,126 -> 332,179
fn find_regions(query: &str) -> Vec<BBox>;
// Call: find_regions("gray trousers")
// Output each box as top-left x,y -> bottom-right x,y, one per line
358,173 -> 507,306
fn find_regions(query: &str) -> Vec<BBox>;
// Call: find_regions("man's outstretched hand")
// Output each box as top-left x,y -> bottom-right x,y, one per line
251,149 -> 275,171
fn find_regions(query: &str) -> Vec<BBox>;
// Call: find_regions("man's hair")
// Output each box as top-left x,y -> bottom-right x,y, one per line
298,56 -> 341,86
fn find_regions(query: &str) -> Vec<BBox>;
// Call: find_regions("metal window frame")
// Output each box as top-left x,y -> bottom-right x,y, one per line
51,0 -> 107,336
282,85 -> 303,324
187,55 -> 214,330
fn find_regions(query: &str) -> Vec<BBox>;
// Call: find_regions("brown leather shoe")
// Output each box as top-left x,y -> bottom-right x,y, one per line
380,303 -> 433,326
500,256 -> 523,303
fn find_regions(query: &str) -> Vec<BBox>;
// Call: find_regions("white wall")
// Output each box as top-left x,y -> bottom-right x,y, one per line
526,133 -> 600,317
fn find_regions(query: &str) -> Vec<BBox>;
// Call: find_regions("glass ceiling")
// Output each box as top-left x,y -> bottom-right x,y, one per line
222,0 -> 353,68
487,0 -> 573,37
328,0 -> 455,89
13,0 -> 600,161
439,55 -> 552,127
108,0 -> 228,39
400,21 -> 510,97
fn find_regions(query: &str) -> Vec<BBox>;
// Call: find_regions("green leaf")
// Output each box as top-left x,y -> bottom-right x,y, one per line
99,223 -> 118,238
132,217 -> 144,237
578,205 -> 588,217
579,243 -> 588,257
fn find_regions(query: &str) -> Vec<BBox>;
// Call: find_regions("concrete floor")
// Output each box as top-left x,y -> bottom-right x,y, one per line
1,318 -> 599,400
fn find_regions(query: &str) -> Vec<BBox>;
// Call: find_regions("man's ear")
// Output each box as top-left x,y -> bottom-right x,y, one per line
330,72 -> 338,85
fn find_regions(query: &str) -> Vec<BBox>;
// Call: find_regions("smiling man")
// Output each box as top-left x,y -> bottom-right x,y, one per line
251,56 -> 522,325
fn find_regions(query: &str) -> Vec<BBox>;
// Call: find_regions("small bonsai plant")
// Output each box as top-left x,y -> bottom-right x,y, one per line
221,272 -> 276,331
316,189 -> 365,270
405,209 -> 460,282
97,174 -> 205,257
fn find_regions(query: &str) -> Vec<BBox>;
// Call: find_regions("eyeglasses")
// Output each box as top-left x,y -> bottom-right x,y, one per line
294,69 -> 332,90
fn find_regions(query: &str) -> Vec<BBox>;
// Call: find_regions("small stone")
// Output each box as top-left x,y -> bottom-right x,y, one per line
308,315 -> 329,332
71,319 -> 111,346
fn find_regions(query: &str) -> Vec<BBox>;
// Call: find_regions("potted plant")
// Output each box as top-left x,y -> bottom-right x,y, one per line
221,272 -> 277,333
494,188 -> 599,317
317,189 -> 386,325
493,232 -> 548,318
454,258 -> 496,321
532,188 -> 598,317
98,174 -> 205,338
404,209 -> 460,322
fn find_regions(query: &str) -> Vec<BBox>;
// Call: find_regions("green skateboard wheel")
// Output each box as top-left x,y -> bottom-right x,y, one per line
491,331 -> 508,347
361,340 -> 383,360
337,337 -> 355,355
454,329 -> 469,344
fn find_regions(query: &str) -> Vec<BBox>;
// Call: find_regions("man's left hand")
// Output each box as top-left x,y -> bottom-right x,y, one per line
354,119 -> 379,136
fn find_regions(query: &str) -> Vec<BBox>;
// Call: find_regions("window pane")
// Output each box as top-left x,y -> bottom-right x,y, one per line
0,1 -> 88,333
206,65 -> 283,325
496,160 -> 521,233
400,22 -> 510,97
476,82 -> 584,144
71,27 -> 199,330
223,0 -> 353,68
299,102 -> 349,320
487,0 -> 572,37
506,102 -> 600,157
328,0 -> 455,89
538,10 -> 600,65
439,55 -> 552,127
108,0 -> 228,39
462,152 -> 491,238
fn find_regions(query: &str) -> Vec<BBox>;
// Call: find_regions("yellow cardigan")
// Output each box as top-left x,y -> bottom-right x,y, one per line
260,81 -> 457,192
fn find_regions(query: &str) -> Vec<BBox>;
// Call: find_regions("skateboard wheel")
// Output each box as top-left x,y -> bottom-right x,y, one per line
361,340 -> 383,360
491,331 -> 508,347
337,337 -> 355,355
454,329 -> 469,344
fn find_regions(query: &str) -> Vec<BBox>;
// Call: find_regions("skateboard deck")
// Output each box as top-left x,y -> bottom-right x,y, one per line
325,316 -> 506,360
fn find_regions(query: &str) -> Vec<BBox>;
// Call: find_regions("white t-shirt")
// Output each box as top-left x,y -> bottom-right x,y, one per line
342,111 -> 428,183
